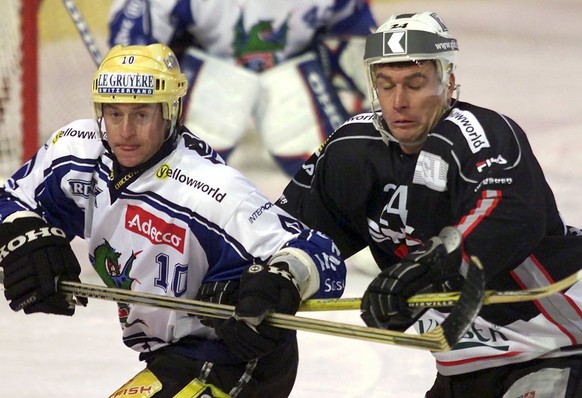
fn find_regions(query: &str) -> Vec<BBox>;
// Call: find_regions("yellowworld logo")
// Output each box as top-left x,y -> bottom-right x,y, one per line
156,164 -> 171,179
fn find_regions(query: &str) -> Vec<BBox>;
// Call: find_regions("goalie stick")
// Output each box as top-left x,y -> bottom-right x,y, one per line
298,269 -> 582,312
8,256 -> 481,352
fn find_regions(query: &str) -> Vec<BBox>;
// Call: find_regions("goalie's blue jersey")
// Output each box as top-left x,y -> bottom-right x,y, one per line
0,119 -> 346,360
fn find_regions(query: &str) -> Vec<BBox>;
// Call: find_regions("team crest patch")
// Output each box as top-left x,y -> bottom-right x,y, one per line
413,152 -> 448,192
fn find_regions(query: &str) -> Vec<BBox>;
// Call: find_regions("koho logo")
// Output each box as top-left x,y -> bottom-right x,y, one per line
125,205 -> 186,253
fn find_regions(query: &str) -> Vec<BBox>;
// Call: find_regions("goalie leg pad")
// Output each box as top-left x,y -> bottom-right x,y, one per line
319,37 -> 368,97
181,47 -> 260,152
109,369 -> 162,398
254,52 -> 349,161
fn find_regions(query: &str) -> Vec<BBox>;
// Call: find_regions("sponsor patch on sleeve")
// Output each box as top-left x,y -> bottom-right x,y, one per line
446,109 -> 490,153
342,112 -> 375,125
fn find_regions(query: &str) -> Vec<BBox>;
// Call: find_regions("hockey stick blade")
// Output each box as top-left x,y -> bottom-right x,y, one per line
50,260 -> 484,351
299,267 -> 582,312
439,256 -> 485,348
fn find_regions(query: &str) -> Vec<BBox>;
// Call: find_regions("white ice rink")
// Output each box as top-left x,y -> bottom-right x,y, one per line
2,0 -> 582,396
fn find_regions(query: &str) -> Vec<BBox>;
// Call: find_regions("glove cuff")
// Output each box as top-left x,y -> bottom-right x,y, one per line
0,217 -> 68,265
3,211 -> 42,224
269,247 -> 320,299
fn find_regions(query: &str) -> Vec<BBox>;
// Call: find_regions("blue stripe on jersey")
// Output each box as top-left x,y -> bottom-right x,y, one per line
34,155 -> 98,237
329,0 -> 376,36
122,331 -> 165,351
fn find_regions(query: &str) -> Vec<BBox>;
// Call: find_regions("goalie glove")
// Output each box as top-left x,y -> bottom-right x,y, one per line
216,262 -> 301,361
0,214 -> 87,316
360,226 -> 464,331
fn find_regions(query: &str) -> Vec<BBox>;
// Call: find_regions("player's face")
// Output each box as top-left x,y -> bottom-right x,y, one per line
102,103 -> 168,168
374,61 -> 453,154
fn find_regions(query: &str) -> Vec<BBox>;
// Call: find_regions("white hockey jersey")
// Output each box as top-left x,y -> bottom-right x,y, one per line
109,0 -> 375,71
0,120 -> 346,361
108,1 -> 377,177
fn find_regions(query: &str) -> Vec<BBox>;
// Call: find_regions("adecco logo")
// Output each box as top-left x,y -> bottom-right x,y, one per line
125,205 -> 186,253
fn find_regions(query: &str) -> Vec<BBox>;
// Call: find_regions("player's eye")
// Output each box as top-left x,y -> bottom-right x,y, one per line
377,81 -> 395,91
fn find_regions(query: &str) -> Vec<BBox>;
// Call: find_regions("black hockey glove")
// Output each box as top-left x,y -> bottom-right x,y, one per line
216,262 -> 301,361
0,216 -> 87,316
361,227 -> 464,331
196,280 -> 240,328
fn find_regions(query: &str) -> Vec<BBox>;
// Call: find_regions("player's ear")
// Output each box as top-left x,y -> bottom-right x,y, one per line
447,73 -> 456,99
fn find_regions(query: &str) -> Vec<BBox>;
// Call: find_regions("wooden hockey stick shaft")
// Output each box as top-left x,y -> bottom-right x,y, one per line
55,257 -> 485,352
299,269 -> 582,312
59,280 -> 444,351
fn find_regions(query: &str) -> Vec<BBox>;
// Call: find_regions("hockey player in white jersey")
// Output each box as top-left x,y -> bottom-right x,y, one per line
0,43 -> 346,397
108,0 -> 376,176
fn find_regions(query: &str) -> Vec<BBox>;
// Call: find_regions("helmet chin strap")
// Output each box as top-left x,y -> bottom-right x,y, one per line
95,116 -> 106,140
373,83 -> 461,149
449,84 -> 461,110
163,98 -> 183,143
371,114 -> 397,146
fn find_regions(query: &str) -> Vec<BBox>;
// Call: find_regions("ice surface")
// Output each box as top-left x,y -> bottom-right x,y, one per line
1,1 -> 581,396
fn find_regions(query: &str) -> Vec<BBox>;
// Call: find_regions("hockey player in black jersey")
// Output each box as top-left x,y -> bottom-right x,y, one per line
0,43 -> 346,397
277,11 -> 582,398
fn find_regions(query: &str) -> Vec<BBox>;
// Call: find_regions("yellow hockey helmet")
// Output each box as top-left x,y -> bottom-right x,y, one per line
92,43 -> 188,134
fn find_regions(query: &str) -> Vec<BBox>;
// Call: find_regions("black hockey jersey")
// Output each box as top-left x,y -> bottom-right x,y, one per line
278,101 -> 582,375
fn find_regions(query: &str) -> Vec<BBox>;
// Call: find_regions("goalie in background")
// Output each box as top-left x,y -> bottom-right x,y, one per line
277,11 -> 582,398
0,43 -> 346,397
108,0 -> 376,176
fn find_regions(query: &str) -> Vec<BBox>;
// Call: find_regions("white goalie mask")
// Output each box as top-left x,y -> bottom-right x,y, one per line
363,12 -> 459,144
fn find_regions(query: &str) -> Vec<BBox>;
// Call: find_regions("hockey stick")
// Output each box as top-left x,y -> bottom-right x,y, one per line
50,257 -> 485,351
298,269 -> 582,312
61,0 -> 103,66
